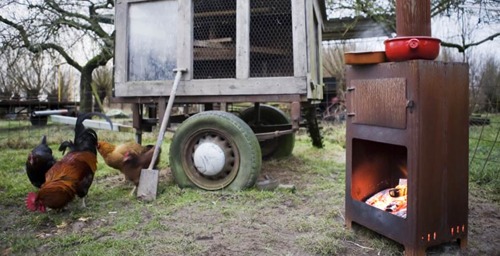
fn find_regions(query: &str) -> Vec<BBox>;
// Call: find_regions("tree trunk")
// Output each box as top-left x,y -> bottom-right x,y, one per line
80,68 -> 94,113
79,49 -> 114,113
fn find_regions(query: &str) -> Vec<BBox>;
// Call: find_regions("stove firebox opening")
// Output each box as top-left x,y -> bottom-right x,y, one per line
351,139 -> 408,218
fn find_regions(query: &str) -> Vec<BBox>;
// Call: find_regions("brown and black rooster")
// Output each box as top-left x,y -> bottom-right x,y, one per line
26,135 -> 56,188
25,112 -> 112,212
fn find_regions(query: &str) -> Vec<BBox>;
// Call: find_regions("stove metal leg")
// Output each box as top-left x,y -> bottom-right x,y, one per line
404,246 -> 426,256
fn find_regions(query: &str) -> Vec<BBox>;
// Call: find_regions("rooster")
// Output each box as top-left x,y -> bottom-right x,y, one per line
25,112 -> 113,212
97,141 -> 159,195
120,147 -> 157,196
26,135 -> 56,188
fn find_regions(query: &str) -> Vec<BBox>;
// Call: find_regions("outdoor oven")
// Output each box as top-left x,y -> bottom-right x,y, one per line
345,60 -> 469,255
344,1 -> 469,255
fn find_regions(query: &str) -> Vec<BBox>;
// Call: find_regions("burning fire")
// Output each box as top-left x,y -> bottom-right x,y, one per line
365,179 -> 407,218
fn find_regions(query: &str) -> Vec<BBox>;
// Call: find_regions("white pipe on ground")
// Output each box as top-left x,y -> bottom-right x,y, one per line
33,109 -> 68,116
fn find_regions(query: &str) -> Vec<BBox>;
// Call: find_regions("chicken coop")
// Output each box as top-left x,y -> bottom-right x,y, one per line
113,0 -> 325,190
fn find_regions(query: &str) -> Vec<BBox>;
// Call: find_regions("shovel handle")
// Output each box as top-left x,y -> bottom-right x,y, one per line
148,68 -> 187,170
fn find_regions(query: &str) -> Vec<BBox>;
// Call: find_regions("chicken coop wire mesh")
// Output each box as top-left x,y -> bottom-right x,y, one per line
193,0 -> 237,79
249,0 -> 293,77
192,0 -> 294,79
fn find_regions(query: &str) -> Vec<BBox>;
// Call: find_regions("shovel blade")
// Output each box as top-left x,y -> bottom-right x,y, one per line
137,169 -> 159,201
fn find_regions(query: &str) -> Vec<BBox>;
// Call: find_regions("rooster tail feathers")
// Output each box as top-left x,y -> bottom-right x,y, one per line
75,112 -> 113,136
58,140 -> 74,154
71,112 -> 113,154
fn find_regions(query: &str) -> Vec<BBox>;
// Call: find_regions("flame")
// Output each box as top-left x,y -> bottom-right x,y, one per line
365,179 -> 407,218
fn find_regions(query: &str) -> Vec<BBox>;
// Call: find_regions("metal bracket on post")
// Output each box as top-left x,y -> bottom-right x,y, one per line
406,100 -> 415,113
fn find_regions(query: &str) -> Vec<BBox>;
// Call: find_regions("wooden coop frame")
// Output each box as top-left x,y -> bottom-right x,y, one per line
113,0 -> 325,191
114,0 -> 324,102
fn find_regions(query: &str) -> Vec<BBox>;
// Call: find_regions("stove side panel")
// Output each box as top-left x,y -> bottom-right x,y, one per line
417,61 -> 469,247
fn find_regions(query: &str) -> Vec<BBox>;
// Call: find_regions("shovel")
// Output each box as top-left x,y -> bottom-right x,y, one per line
137,68 -> 186,201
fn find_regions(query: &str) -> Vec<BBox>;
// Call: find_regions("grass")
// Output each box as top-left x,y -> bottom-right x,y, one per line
0,119 -> 353,255
469,113 -> 500,193
0,115 -> 498,255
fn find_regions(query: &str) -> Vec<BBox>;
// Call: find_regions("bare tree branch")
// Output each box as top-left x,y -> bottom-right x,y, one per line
441,32 -> 500,52
0,0 -> 114,112
0,14 -> 83,70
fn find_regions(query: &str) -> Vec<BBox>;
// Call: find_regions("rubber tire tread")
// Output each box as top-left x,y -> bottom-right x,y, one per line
169,111 -> 262,191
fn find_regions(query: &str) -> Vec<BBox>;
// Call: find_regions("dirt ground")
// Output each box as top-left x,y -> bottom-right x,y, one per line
461,185 -> 500,256
1,157 -> 499,256
253,167 -> 500,256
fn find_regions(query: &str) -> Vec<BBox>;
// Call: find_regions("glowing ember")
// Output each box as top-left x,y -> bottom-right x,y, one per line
365,179 -> 407,218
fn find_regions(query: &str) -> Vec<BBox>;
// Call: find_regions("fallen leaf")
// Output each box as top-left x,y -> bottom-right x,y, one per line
56,221 -> 67,229
78,217 -> 91,222
35,233 -> 52,239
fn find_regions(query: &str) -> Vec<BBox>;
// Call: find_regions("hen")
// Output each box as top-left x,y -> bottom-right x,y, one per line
25,112 -> 112,212
97,141 -> 159,195
26,135 -> 56,188
97,141 -> 154,170
121,147 -> 158,195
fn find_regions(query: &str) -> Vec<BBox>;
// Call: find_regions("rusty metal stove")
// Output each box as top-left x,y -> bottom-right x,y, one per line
345,60 -> 469,255
344,1 -> 469,255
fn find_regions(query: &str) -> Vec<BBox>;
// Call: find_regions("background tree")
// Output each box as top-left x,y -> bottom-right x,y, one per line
46,64 -> 73,102
322,44 -> 351,95
91,65 -> 113,112
0,0 -> 114,112
0,51 -> 20,100
9,51 -> 54,100
0,48 -> 56,100
477,58 -> 500,112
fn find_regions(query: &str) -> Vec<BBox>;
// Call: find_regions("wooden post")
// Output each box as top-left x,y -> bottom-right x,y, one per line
396,0 -> 431,36
131,103 -> 142,144
157,98 -> 167,127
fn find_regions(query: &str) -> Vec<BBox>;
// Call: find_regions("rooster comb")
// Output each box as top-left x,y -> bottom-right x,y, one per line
25,192 -> 38,212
